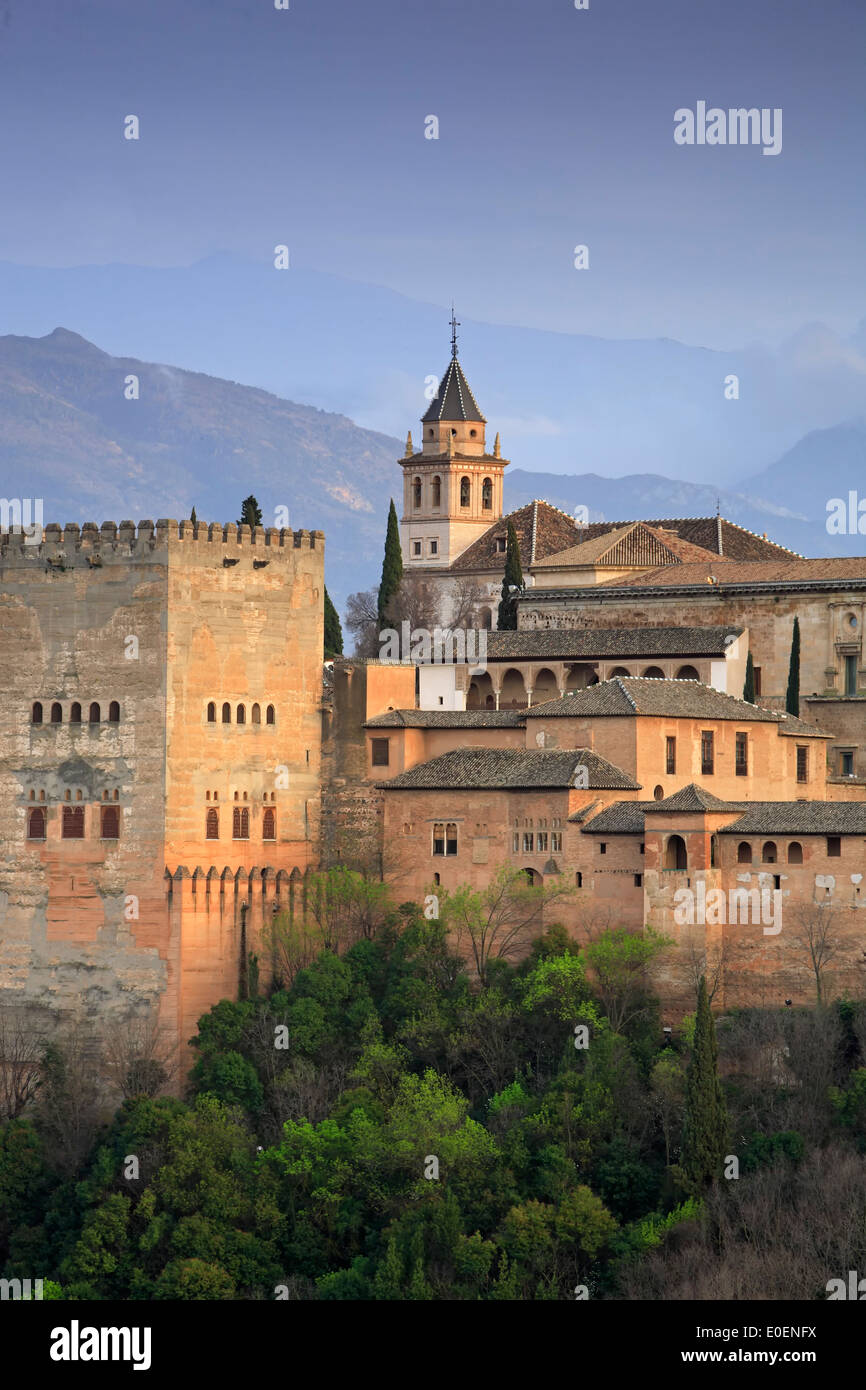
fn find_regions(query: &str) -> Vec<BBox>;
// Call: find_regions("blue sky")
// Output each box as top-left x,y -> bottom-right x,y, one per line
0,0 -> 863,350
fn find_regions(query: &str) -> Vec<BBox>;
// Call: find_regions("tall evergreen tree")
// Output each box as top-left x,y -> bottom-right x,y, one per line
238,495 -> 263,530
190,505 -> 197,526
786,616 -> 800,716
743,651 -> 755,703
378,499 -> 403,629
680,976 -> 728,1193
323,586 -> 343,657
497,521 -> 524,631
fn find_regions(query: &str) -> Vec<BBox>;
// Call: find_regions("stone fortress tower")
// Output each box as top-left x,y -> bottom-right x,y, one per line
0,518 -> 323,1056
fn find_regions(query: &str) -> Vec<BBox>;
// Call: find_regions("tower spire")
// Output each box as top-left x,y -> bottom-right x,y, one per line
450,304 -> 460,359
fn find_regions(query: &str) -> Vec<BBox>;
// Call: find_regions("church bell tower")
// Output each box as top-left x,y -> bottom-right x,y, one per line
399,313 -> 508,569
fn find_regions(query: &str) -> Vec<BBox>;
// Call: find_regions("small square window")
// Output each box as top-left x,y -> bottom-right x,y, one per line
600,842 -> 607,855
371,738 -> 390,767
827,835 -> 841,857
634,873 -> 642,887
411,540 -> 422,557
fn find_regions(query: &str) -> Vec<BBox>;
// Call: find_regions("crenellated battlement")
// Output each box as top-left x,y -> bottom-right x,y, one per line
0,519 -> 326,566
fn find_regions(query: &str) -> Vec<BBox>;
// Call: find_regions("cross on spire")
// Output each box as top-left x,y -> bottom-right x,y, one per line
450,304 -> 460,358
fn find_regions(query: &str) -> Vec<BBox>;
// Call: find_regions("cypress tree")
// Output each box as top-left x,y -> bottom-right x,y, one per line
323,585 -> 343,656
497,521 -> 524,631
743,651 -> 755,703
238,495 -> 263,530
680,976 -> 728,1192
190,505 -> 197,526
378,499 -> 403,629
786,616 -> 800,716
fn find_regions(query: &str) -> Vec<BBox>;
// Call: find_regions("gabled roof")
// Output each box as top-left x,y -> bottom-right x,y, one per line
450,499 -> 584,573
378,746 -> 640,791
365,709 -> 524,729
555,516 -> 799,562
534,521 -> 720,571
422,357 -> 486,423
644,784 -> 738,812
482,625 -> 742,662
523,676 -> 830,732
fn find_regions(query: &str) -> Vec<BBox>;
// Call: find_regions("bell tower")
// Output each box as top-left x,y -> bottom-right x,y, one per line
399,313 -> 508,568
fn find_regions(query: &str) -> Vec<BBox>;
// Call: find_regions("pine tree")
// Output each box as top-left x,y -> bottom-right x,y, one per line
786,616 -> 800,717
497,521 -> 524,631
680,976 -> 728,1193
238,495 -> 263,530
323,586 -> 343,656
743,651 -> 755,703
190,505 -> 197,526
378,499 -> 403,629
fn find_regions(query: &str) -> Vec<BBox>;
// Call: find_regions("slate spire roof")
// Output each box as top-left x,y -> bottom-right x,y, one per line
422,356 -> 486,423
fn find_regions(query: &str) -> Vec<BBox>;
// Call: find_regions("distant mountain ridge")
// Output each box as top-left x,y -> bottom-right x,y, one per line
0,329 -> 862,618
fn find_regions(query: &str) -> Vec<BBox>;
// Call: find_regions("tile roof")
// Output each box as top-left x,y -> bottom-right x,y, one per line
581,802 -> 657,834
450,499 -> 583,573
450,508 -> 798,575
365,709 -> 524,729
523,676 -> 830,733
422,357 -> 486,423
534,521 -> 721,570
483,625 -> 742,661
644,784 -> 738,812
378,746 -> 640,791
720,803 -> 866,835
590,557 -> 866,591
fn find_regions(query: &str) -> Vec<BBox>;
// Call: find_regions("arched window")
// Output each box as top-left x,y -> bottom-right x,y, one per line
32,702 -> 43,724
70,702 -> 81,723
263,808 -> 276,841
460,476 -> 470,507
222,702 -> 231,723
432,476 -> 441,508
89,703 -> 100,723
643,666 -> 664,679
664,834 -> 687,870
787,841 -> 803,864
575,871 -> 583,888
523,867 -> 540,885
653,785 -> 664,801
479,607 -> 493,630
676,665 -> 699,681
266,705 -> 275,725
62,806 -> 85,839
413,476 -> 422,509
482,477 -> 493,510
207,702 -> 216,722
233,807 -> 250,839
50,702 -> 62,723
236,704 -> 246,725
108,701 -> 120,723
610,667 -> 631,678
27,807 -> 46,840
100,805 -> 120,839
737,841 -> 752,864
251,703 -> 261,724
206,808 -> 219,840
762,840 -> 777,864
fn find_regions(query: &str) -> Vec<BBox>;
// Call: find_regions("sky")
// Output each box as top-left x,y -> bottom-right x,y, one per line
0,0 -> 863,351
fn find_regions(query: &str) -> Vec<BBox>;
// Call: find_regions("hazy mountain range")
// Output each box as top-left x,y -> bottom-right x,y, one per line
1,253 -> 865,488
0,325 -> 862,615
